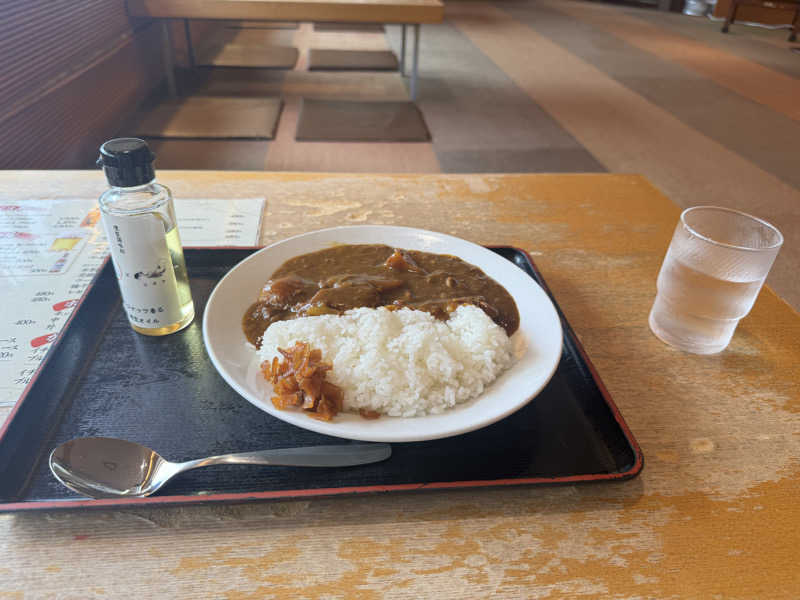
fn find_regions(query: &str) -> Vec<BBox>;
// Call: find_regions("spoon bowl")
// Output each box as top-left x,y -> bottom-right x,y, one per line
49,437 -> 392,499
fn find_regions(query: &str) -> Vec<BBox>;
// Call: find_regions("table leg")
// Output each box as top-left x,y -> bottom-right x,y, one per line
400,24 -> 407,76
184,19 -> 196,68
410,24 -> 420,101
160,21 -> 178,98
722,0 -> 739,32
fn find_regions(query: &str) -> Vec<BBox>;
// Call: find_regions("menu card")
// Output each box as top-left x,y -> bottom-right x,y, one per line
0,198 -> 264,409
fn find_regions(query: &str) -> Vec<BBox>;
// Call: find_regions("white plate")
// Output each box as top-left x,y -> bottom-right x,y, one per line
203,226 -> 563,442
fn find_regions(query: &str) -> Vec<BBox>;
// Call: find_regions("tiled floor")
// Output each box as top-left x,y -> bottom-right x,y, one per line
133,2 -> 799,309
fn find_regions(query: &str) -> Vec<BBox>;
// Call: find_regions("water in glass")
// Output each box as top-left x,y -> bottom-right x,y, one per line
649,207 -> 782,354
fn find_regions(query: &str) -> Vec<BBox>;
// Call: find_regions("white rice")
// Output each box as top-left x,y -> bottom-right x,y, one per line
258,305 -> 515,417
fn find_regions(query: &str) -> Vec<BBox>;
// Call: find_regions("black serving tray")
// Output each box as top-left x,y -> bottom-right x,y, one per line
0,248 -> 642,511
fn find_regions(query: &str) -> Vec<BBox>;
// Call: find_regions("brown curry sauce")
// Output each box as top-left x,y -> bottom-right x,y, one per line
243,244 -> 520,347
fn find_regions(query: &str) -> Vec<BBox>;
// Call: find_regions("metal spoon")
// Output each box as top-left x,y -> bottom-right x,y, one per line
49,437 -> 391,499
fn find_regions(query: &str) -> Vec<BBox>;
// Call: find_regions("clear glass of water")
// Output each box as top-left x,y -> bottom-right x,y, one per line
649,206 -> 783,354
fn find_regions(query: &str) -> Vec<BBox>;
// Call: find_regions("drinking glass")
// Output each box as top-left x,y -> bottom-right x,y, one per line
649,206 -> 783,354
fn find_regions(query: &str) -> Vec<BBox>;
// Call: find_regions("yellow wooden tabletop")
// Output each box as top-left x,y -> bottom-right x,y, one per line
127,0 -> 445,24
1,171 -> 799,598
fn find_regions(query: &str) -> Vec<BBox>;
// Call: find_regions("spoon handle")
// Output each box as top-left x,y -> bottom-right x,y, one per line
178,443 -> 392,471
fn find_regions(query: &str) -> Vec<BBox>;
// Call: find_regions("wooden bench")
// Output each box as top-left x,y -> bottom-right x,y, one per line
128,0 -> 445,100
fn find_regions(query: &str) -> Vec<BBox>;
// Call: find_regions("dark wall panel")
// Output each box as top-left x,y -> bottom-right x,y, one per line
0,1 -> 163,168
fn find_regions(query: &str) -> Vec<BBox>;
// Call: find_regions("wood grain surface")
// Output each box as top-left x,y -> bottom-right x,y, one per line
127,0 -> 445,24
1,171 -> 799,599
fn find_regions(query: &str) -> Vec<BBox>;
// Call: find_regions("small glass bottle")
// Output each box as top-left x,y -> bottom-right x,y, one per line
97,138 -> 194,336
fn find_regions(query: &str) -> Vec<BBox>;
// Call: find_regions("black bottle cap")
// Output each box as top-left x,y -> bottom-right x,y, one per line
97,138 -> 156,187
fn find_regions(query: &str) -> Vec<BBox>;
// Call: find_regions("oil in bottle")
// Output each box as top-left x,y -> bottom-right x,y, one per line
97,138 -> 194,335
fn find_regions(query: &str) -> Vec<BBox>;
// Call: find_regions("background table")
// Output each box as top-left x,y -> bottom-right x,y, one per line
2,171 -> 799,598
128,0 -> 444,99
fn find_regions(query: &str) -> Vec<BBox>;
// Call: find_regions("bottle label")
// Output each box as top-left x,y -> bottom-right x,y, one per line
101,212 -> 183,329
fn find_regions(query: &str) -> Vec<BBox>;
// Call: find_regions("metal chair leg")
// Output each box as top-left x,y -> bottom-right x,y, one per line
722,0 -> 739,33
184,19 -> 196,68
400,24 -> 407,76
409,24 -> 420,101
161,21 -> 178,98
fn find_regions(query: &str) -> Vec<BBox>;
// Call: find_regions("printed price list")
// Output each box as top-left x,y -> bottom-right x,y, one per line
0,198 -> 264,410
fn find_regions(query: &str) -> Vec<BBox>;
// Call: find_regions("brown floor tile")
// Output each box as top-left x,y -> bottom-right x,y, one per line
133,97 -> 283,139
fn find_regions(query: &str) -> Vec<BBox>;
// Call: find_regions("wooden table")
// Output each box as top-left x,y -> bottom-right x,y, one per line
128,0 -> 445,24
2,171 -> 799,598
721,0 -> 799,41
128,0 -> 445,99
